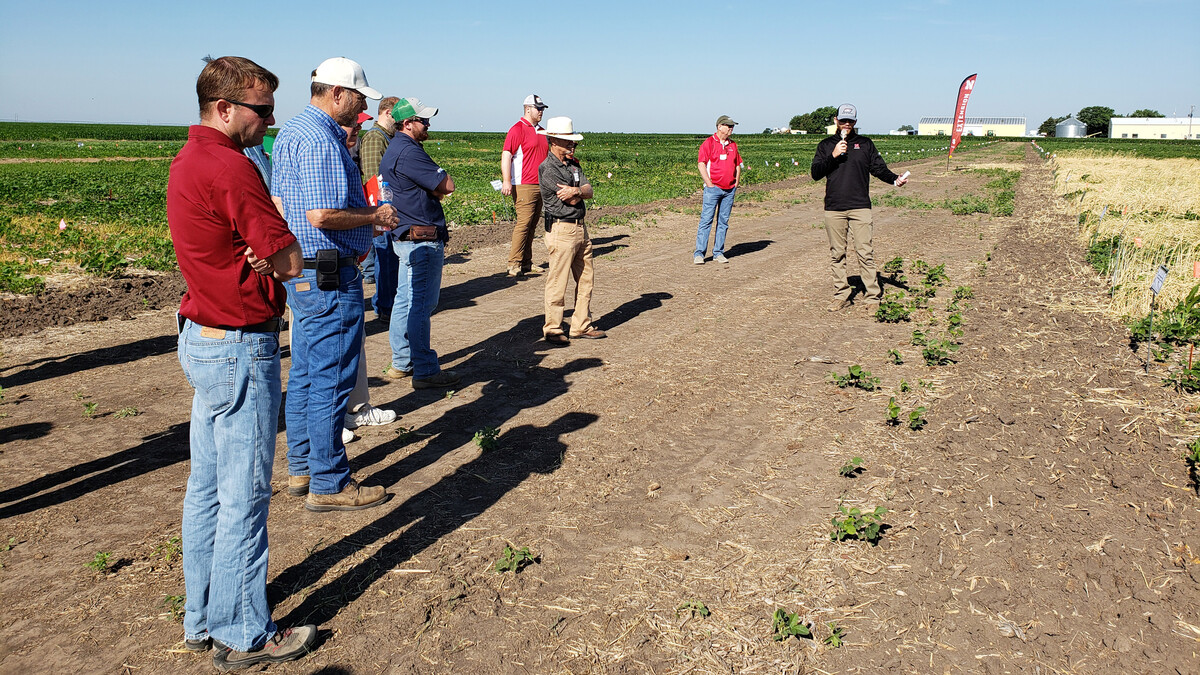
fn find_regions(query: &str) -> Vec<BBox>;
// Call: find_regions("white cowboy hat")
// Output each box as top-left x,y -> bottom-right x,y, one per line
537,116 -> 583,142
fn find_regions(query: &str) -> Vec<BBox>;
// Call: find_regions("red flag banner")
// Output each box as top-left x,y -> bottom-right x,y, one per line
949,73 -> 977,158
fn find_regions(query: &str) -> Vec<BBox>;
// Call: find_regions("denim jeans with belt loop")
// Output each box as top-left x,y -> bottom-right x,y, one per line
389,239 -> 444,379
694,186 -> 737,258
178,319 -> 280,652
283,265 -> 363,495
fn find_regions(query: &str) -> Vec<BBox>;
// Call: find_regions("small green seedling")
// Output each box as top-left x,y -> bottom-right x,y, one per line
924,263 -> 949,287
887,348 -> 903,364
922,339 -> 960,366
830,504 -> 887,544
444,389 -> 456,400
86,551 -> 113,572
1,537 -> 15,552
823,622 -> 846,648
473,426 -> 500,451
114,407 -> 139,418
953,285 -> 974,300
908,406 -> 928,430
839,456 -> 863,477
1184,438 -> 1200,493
886,397 -> 901,425
163,594 -> 185,622
771,608 -> 812,641
82,402 -> 99,418
882,256 -> 904,275
898,379 -> 912,393
676,600 -> 711,618
875,294 -> 911,323
155,535 -> 182,563
911,259 -> 930,275
827,365 -> 880,391
910,330 -> 927,346
494,545 -> 537,573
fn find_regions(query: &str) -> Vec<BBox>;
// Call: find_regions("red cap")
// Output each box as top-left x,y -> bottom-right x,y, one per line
357,112 -> 374,124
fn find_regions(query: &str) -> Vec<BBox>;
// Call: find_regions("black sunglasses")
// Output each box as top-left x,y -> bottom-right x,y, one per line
222,99 -> 274,119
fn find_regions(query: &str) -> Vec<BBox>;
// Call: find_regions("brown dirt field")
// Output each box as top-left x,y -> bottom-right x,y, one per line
2,143 -> 1199,674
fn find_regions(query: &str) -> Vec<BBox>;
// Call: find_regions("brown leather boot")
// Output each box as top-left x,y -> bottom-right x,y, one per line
286,475 -> 310,497
304,480 -> 388,512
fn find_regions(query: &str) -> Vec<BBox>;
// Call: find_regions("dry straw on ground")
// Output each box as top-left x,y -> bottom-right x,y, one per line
1047,150 -> 1200,317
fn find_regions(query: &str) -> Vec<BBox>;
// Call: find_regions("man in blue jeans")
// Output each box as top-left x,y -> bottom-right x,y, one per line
271,57 -> 398,511
168,56 -> 316,670
694,115 -> 743,265
378,97 -> 462,389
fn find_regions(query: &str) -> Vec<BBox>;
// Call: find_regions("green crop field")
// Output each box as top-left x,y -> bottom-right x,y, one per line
1034,137 -> 1200,159
0,121 -> 1003,293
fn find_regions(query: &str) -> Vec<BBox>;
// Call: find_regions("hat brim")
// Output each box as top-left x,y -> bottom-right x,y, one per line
539,131 -> 583,141
356,86 -> 383,100
413,106 -> 438,118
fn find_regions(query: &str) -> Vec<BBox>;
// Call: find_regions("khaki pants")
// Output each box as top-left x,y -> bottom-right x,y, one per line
824,208 -> 880,302
543,220 -> 595,337
509,184 -> 543,270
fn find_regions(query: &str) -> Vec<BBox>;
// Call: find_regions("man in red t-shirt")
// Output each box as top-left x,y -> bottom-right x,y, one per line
166,56 -> 314,671
501,94 -> 549,277
694,115 -> 743,265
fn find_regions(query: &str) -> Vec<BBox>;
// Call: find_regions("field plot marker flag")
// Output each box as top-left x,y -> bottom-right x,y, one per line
948,73 -> 978,161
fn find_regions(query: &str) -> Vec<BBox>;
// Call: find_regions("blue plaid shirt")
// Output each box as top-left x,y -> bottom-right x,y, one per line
270,105 -> 371,257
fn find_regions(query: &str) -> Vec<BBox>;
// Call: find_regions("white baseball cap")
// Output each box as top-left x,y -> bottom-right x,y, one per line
523,94 -> 548,109
312,57 -> 382,100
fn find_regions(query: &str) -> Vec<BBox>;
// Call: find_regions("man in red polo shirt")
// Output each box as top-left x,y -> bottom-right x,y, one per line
166,55 -> 315,671
694,115 -> 743,265
500,94 -> 549,277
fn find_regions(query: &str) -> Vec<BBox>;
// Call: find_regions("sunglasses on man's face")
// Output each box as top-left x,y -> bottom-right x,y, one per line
224,99 -> 274,119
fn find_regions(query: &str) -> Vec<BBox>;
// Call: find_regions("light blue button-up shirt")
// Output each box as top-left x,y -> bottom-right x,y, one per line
270,104 -> 371,257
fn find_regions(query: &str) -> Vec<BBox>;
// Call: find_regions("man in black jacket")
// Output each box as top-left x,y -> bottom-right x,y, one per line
811,103 -> 908,313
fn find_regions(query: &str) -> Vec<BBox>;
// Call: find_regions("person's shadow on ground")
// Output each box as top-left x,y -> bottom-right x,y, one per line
268,411 -> 597,627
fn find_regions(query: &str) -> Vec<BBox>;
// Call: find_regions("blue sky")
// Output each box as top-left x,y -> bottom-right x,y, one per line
2,0 -> 1197,134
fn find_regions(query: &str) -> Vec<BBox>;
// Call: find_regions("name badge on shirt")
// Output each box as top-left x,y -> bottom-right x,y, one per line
719,154 -> 728,161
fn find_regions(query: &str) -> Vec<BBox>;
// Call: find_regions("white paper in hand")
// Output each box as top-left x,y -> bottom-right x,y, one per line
490,179 -> 503,191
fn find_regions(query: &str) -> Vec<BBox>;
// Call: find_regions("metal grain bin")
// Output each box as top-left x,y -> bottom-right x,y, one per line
1056,117 -> 1087,138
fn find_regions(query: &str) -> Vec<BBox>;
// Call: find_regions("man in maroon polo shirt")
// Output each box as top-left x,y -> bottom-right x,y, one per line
166,56 -> 316,671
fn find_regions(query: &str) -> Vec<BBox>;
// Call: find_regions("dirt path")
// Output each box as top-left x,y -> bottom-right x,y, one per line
2,143 -> 1198,674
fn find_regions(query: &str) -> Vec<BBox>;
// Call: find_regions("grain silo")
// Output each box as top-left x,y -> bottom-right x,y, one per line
1055,117 -> 1087,138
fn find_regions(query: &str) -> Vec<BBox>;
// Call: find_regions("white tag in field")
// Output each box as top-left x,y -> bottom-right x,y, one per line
490,179 -> 503,191
1151,265 -> 1169,295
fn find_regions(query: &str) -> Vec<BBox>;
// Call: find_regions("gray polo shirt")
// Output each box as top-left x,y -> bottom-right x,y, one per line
539,152 -> 589,221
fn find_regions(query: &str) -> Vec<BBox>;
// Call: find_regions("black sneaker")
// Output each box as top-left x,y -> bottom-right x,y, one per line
212,625 -> 317,672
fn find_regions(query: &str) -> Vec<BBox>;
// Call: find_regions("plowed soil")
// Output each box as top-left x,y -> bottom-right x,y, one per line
2,143 -> 1198,674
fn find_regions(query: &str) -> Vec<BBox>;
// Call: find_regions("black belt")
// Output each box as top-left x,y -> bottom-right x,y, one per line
546,217 -> 584,230
302,256 -> 358,269
221,318 -> 283,333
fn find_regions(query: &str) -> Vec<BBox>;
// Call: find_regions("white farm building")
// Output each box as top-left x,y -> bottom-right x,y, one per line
1108,117 -> 1198,140
918,117 -> 1026,137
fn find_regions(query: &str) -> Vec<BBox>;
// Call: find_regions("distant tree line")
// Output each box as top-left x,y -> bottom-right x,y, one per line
1038,107 -> 1166,137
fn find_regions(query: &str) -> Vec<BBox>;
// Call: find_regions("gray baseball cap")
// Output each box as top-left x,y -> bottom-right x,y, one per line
716,115 -> 737,127
837,103 -> 857,121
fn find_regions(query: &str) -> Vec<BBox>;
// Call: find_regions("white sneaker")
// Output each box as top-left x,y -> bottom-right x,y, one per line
713,253 -> 729,264
342,427 -> 357,445
344,404 -> 398,429
693,255 -> 705,265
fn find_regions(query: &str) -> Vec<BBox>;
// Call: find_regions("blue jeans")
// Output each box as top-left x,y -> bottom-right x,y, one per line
372,234 -> 399,317
178,319 -> 280,652
390,239 -> 444,378
694,186 -> 736,257
284,266 -> 363,495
